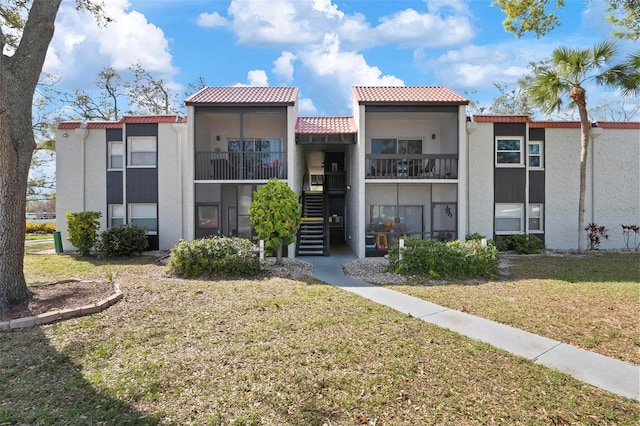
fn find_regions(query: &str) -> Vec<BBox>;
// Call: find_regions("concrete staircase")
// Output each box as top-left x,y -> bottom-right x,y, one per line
297,192 -> 326,256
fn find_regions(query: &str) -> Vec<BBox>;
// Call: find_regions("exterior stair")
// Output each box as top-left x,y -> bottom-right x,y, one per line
297,192 -> 327,256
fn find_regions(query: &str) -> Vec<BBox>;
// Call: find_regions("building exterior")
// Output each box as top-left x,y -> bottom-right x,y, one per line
56,86 -> 640,255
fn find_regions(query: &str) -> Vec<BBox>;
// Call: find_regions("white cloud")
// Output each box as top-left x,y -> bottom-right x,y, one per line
196,11 -> 228,28
312,0 -> 344,19
234,70 -> 269,86
298,97 -> 318,115
272,52 -> 297,83
45,0 -> 176,90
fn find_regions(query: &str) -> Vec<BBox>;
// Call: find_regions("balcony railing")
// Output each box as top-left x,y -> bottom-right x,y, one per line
365,154 -> 458,179
195,151 -> 287,180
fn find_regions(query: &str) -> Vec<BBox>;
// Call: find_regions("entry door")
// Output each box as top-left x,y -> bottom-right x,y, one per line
324,152 -> 346,194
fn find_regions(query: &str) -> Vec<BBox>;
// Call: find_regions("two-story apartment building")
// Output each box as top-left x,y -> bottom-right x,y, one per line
56,86 -> 640,256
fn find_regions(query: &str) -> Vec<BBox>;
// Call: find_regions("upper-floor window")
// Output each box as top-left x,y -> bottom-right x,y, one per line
371,139 -> 422,154
128,136 -> 157,167
496,137 -> 523,166
108,142 -> 123,169
528,141 -> 544,168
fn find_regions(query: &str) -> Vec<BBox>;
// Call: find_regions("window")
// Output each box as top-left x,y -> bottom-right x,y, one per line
528,204 -> 543,232
108,204 -> 124,227
528,141 -> 543,168
496,137 -> 523,166
495,203 -> 523,234
128,137 -> 157,167
371,139 -> 422,154
197,205 -> 219,229
369,205 -> 423,236
108,142 -> 123,169
129,203 -> 157,234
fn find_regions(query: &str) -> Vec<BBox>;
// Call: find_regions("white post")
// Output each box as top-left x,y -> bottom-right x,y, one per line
399,238 -> 405,262
481,238 -> 487,247
259,240 -> 264,261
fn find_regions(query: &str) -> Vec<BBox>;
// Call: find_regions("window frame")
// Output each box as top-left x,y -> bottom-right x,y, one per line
108,141 -> 124,170
127,136 -> 157,168
495,203 -> 524,234
495,137 -> 524,167
528,141 -> 544,169
128,203 -> 157,235
108,204 -> 124,228
528,203 -> 544,233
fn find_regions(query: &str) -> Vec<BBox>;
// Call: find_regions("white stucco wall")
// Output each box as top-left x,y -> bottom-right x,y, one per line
55,127 -> 107,251
351,103 -> 366,258
467,122 -> 495,239
158,122 -> 188,250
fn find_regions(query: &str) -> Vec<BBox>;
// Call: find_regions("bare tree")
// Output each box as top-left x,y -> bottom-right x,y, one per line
127,62 -> 180,115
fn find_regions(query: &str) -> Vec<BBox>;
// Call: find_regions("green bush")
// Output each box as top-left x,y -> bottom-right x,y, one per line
66,211 -> 102,256
465,232 -> 485,242
495,234 -> 545,254
388,237 -> 498,279
97,224 -> 149,257
168,236 -> 260,277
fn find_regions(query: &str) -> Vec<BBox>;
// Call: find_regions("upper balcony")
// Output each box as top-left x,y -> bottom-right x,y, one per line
365,154 -> 458,180
195,151 -> 287,181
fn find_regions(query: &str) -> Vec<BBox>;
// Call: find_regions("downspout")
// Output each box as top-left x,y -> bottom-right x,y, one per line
589,125 -> 602,224
173,121 -> 184,239
465,117 -> 477,237
75,124 -> 89,211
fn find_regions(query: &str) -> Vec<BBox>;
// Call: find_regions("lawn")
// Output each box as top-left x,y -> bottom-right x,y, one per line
0,250 -> 638,425
381,252 -> 640,365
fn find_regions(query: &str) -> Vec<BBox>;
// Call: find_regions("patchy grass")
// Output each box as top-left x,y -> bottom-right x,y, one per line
25,233 -> 53,241
384,253 -> 640,364
1,254 -> 638,424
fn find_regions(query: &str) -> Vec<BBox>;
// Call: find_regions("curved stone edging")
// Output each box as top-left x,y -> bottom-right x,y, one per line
0,283 -> 123,331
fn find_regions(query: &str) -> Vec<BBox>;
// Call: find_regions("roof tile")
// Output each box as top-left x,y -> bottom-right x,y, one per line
296,117 -> 357,134
353,86 -> 469,105
186,86 -> 298,105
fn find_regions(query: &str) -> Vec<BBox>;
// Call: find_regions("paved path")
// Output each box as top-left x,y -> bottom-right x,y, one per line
300,253 -> 640,401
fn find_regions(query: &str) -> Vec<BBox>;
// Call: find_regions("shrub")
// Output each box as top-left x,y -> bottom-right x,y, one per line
66,211 -> 102,256
97,224 -> 149,257
168,236 -> 260,277
585,223 -> 608,250
465,232 -> 485,242
25,221 -> 56,234
388,237 -> 499,279
495,234 -> 545,254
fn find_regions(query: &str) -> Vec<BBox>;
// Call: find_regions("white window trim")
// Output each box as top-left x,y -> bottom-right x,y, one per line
495,137 -> 524,167
129,203 -> 158,235
108,141 -> 124,170
528,141 -> 544,169
528,203 -> 544,233
495,203 -> 524,235
127,136 -> 157,168
108,204 -> 124,228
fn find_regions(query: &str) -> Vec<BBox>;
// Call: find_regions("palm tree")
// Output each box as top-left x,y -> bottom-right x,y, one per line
528,41 -> 639,253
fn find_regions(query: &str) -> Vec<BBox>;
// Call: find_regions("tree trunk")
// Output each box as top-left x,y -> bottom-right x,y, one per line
276,241 -> 284,266
571,83 -> 589,254
0,0 -> 63,308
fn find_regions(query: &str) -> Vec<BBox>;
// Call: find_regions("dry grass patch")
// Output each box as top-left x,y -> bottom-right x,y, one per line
1,259 -> 639,424
382,253 -> 640,364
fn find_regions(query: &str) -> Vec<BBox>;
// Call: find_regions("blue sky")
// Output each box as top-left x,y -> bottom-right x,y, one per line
44,0 -> 638,119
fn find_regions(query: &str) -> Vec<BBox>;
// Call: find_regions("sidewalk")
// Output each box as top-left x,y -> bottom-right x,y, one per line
302,253 -> 640,401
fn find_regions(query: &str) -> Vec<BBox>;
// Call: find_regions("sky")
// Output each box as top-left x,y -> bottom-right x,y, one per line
42,0 -> 639,119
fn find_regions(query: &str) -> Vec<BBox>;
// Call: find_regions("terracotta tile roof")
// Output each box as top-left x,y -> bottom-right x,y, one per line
57,115 -> 186,130
529,121 -> 581,128
185,86 -> 298,105
296,117 -> 357,134
596,122 -> 640,129
472,115 -> 531,123
352,86 -> 469,105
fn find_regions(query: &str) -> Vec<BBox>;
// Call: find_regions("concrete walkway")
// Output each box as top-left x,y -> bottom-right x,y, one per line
301,252 -> 640,401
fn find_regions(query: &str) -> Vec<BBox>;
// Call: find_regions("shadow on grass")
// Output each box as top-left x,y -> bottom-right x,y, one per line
0,327 -> 160,425
502,252 -> 640,283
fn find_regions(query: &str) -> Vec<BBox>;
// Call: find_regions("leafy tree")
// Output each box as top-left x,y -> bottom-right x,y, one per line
527,41 -> 639,253
493,0 -> 639,40
66,211 -> 102,256
0,0 -> 108,307
249,178 -> 302,265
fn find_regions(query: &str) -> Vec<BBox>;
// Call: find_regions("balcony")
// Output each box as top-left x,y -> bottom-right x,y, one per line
195,151 -> 287,181
365,154 -> 458,180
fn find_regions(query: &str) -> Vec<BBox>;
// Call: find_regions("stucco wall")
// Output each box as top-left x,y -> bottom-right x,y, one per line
55,128 -> 107,252
467,122 -> 495,239
158,122 -> 187,250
